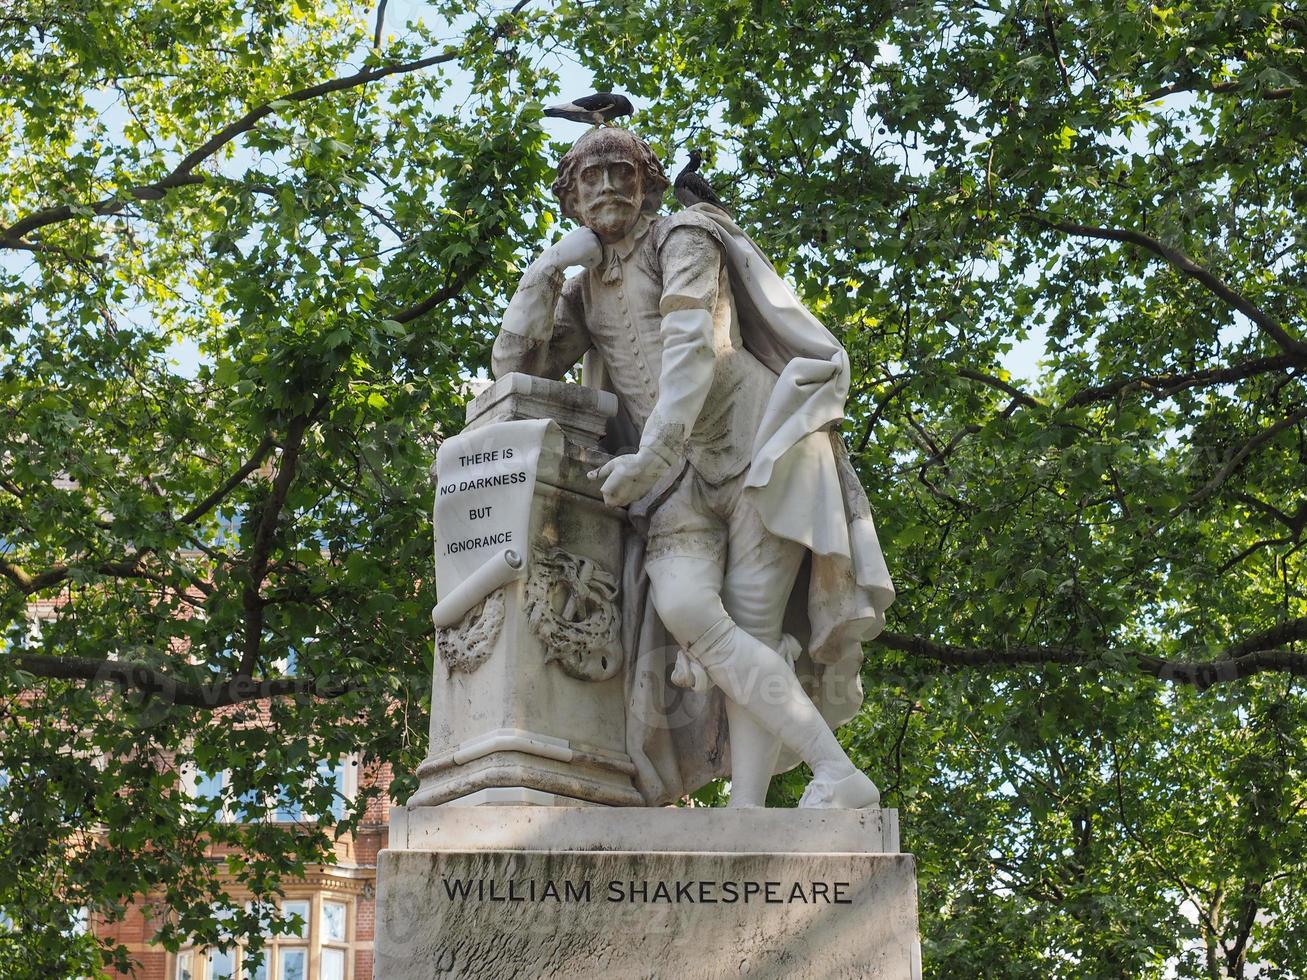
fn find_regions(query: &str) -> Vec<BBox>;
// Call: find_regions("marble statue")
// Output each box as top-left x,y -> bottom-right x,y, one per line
492,127 -> 895,809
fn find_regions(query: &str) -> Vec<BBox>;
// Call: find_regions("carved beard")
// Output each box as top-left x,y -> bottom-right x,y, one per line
580,196 -> 641,242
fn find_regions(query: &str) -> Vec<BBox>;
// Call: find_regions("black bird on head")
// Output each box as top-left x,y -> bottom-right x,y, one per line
543,92 -> 634,127
674,149 -> 729,214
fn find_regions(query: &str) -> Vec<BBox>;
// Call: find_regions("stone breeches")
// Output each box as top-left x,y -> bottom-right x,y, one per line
643,466 -> 806,650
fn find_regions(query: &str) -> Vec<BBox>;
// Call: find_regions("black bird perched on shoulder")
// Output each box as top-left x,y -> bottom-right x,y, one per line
674,149 -> 729,213
543,92 -> 634,126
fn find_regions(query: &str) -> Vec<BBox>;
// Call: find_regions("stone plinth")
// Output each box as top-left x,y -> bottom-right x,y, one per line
375,807 -> 921,980
389,802 -> 901,853
411,375 -> 641,808
464,371 -> 618,446
377,850 -> 918,979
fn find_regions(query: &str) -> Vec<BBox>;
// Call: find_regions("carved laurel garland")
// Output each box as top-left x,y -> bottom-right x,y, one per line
524,547 -> 622,682
436,590 -> 506,674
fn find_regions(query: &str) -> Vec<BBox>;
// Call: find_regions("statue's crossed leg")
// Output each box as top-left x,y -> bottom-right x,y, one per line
645,493 -> 880,809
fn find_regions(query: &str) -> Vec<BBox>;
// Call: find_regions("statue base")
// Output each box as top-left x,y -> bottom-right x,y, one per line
413,374 -> 642,809
375,806 -> 921,979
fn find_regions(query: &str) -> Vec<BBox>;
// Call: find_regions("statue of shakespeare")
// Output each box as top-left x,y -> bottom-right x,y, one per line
493,127 -> 895,808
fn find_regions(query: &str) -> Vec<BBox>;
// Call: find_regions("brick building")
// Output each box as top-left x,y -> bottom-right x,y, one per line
17,594 -> 395,980
93,761 -> 392,980
4,452 -> 410,980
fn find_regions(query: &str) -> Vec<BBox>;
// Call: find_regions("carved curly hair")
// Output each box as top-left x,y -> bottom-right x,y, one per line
552,127 -> 670,222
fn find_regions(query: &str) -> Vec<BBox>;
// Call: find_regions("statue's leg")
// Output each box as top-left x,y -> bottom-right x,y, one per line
722,702 -> 779,807
719,504 -> 806,807
646,558 -> 879,808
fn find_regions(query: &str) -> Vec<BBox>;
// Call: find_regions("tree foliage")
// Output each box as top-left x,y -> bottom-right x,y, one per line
2,1 -> 1305,977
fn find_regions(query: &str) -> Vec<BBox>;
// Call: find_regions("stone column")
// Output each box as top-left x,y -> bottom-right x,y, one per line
408,373 -> 643,808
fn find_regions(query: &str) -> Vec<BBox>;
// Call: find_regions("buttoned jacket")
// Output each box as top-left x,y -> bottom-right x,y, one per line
495,210 -> 775,485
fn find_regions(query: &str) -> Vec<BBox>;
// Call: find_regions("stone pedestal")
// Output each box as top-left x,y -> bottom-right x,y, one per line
380,375 -> 922,978
411,374 -> 641,808
377,807 -> 921,980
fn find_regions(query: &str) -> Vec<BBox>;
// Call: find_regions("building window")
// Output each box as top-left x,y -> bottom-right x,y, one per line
280,899 -> 310,940
185,769 -> 265,823
207,948 -> 235,980
320,760 -> 347,822
273,634 -> 316,677
189,761 -> 358,825
214,510 -> 243,547
184,735 -> 354,826
321,900 -> 348,980
278,948 -> 307,980
321,902 -> 346,943
319,948 -> 345,980
193,770 -> 224,806
274,759 -> 351,824
173,895 -> 328,980
273,793 -> 304,823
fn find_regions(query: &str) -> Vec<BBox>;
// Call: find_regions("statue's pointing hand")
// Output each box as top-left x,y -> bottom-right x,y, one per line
588,449 -> 668,509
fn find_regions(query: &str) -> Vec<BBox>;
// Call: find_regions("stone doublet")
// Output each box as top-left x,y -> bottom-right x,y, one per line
579,228 -> 664,422
562,211 -> 775,484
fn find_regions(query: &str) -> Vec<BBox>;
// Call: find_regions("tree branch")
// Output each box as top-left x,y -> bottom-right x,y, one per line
0,552 -> 153,597
1181,406 -> 1307,513
1230,492 -> 1307,535
9,653 -> 357,708
958,367 -> 1042,409
1062,354 -> 1297,407
1141,78 -> 1296,103
882,699 -> 917,800
0,434 -> 279,599
179,434 -> 277,525
1225,878 -> 1264,974
1216,536 -> 1287,575
0,0 -> 535,246
878,620 -> 1307,688
0,556 -> 38,592
1033,215 -> 1307,358
1041,0 -> 1071,92
239,414 -> 312,677
5,237 -> 110,269
390,255 -> 485,324
1225,616 -> 1307,658
373,0 -> 390,48
856,375 -> 914,454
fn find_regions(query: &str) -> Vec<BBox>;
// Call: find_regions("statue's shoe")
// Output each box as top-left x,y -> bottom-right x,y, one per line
798,769 -> 881,809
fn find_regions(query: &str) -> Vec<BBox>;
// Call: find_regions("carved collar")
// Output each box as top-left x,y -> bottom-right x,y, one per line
599,212 -> 654,284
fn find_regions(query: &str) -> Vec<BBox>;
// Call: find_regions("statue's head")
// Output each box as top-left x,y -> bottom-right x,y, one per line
552,127 -> 669,242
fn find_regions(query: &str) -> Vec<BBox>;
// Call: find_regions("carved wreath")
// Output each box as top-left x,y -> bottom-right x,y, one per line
436,590 -> 505,674
524,547 -> 622,682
